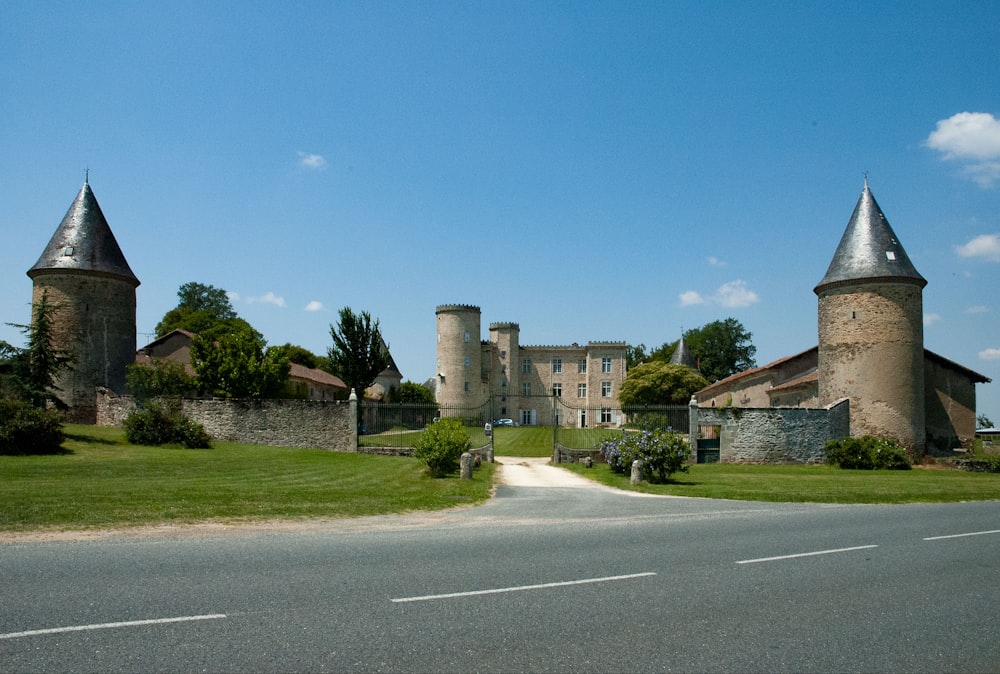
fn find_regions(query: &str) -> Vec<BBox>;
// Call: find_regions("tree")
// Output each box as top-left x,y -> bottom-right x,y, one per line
2,290 -> 73,409
125,360 -> 195,404
191,325 -> 289,399
684,318 -> 756,382
626,344 -> 648,370
978,414 -> 995,429
155,281 -> 240,339
388,381 -> 436,404
271,343 -> 320,369
326,307 -> 390,398
647,341 -> 678,364
618,361 -> 709,406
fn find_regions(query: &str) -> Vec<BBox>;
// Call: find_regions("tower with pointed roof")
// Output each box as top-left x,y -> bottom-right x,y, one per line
669,333 -> 698,370
814,180 -> 926,453
27,180 -> 140,423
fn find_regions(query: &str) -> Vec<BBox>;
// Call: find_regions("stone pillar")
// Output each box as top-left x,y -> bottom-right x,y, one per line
688,396 -> 699,457
349,389 -> 359,452
630,459 -> 643,485
460,452 -> 474,480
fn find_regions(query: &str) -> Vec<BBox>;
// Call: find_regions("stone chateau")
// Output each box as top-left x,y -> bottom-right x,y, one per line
435,304 -> 627,427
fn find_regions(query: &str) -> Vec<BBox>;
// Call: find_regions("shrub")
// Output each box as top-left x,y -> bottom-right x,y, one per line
0,398 -> 65,455
413,417 -> 471,477
124,402 -> 212,449
599,428 -> 691,483
823,436 -> 911,470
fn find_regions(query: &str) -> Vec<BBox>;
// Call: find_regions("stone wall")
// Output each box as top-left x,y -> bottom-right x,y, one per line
96,390 -> 357,452
689,398 -> 850,464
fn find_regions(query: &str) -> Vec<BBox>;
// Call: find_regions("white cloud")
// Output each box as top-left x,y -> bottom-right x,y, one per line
924,313 -> 942,327
297,151 -> 328,170
679,280 -> 760,309
979,347 -> 1000,361
304,300 -> 323,312
247,292 -> 286,307
707,256 -> 727,267
967,305 -> 991,314
679,290 -> 704,306
956,234 -> 1000,261
926,112 -> 1000,187
714,280 -> 760,308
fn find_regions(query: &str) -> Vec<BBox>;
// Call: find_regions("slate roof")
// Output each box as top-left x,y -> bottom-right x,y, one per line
27,180 -> 139,287
815,180 -> 925,294
668,335 -> 698,369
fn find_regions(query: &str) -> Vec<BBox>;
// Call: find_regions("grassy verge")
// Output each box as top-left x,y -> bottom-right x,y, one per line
561,460 -> 1000,504
0,425 -> 494,533
492,426 -> 552,457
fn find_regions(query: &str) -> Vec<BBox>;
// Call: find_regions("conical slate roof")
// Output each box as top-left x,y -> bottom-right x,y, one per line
669,334 -> 698,369
814,181 -> 925,294
27,180 -> 139,286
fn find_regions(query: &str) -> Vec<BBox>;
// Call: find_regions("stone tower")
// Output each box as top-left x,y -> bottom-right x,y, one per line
488,321 -> 520,396
814,180 -> 926,453
434,304 -> 484,408
27,180 -> 140,423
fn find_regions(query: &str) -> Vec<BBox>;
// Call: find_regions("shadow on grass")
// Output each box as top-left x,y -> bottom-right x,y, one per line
1,446 -> 75,456
64,432 -> 118,445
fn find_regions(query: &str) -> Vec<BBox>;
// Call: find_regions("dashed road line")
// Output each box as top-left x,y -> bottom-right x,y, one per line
391,572 -> 657,603
0,614 -> 227,640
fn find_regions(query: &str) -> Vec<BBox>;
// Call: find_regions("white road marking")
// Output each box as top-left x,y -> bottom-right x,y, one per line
391,572 -> 657,603
924,529 -> 1000,541
0,614 -> 227,640
735,545 -> 878,565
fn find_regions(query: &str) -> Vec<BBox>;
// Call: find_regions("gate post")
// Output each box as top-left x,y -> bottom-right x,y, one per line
688,395 -> 698,456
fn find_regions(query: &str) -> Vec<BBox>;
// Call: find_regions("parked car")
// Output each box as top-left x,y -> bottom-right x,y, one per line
494,418 -> 515,426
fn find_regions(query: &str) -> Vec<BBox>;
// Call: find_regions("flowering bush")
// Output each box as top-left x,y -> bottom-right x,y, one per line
599,428 -> 691,483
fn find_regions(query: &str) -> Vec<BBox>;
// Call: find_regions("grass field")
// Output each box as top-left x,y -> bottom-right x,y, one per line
0,425 -> 494,533
562,460 -> 1000,504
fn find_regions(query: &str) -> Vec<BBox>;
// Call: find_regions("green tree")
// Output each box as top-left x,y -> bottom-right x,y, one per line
272,343 -> 320,369
388,381 -> 436,404
684,318 -> 756,382
191,325 -> 289,399
648,341 -> 678,364
155,281 -> 240,338
626,344 -> 648,369
1,290 -> 73,409
413,417 -> 471,477
978,414 -> 995,429
618,361 -> 709,406
125,360 -> 195,404
326,307 -> 390,399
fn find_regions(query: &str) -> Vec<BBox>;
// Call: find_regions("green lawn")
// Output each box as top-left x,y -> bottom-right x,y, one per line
562,460 -> 1000,504
491,426 -> 553,457
0,425 -> 494,533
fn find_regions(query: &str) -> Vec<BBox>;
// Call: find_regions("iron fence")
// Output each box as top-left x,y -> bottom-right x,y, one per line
358,400 -> 492,450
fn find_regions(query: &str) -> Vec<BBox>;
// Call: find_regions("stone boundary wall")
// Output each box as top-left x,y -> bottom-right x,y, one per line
553,445 -> 603,464
96,390 -> 357,452
689,398 -> 850,464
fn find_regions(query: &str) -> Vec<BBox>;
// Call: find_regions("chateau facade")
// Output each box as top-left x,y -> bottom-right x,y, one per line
435,304 -> 627,427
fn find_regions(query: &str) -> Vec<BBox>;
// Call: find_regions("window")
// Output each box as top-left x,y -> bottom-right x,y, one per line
602,357 -> 612,373
601,408 -> 613,423
500,350 -> 507,359
552,383 -> 562,397
464,358 -> 470,368
578,359 -> 587,374
464,331 -> 471,342
522,359 -> 532,374
577,383 -> 587,398
464,381 -> 470,392
522,383 -> 532,396
601,381 -> 612,397
552,358 -> 562,373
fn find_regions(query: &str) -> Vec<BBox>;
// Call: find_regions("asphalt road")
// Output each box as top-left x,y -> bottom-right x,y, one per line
2,460 -> 999,672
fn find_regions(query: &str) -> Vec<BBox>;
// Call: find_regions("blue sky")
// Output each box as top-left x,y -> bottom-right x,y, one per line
2,1 -> 999,421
